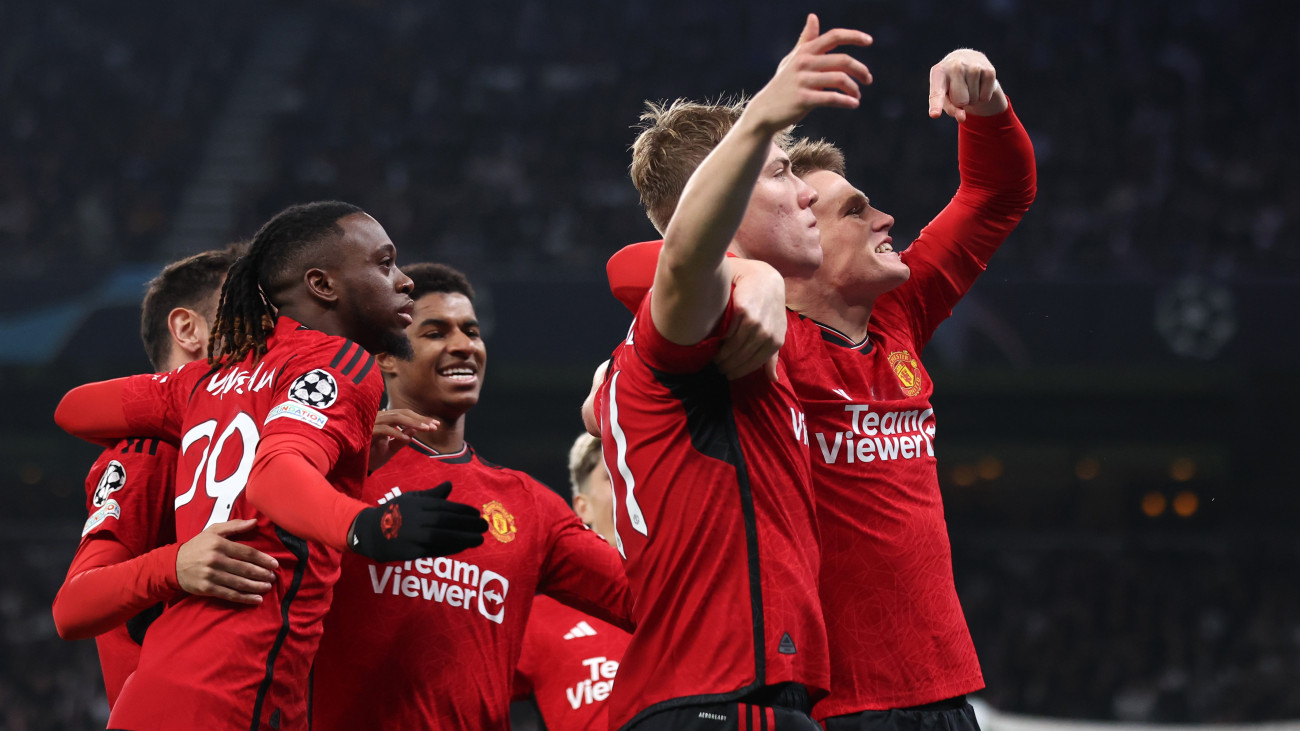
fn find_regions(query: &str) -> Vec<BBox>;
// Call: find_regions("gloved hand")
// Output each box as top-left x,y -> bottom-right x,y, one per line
347,482 -> 488,562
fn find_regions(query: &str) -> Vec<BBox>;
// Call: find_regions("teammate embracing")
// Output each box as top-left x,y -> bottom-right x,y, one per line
609,48 -> 1036,731
311,264 -> 632,730
52,244 -> 281,708
593,15 -> 872,731
55,202 -> 487,731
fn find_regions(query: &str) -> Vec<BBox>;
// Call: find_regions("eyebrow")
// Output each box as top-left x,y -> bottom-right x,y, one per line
842,191 -> 869,214
419,318 -> 480,329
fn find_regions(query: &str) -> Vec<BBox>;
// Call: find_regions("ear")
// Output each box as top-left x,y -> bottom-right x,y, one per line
376,352 -> 401,377
304,267 -> 339,305
572,493 -> 592,525
167,307 -> 207,360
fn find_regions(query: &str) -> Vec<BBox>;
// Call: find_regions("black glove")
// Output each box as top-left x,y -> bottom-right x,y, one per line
348,482 -> 488,562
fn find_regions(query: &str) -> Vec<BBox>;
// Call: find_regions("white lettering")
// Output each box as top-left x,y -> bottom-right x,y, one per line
880,411 -> 898,435
814,431 -> 842,463
369,565 -> 394,593
446,585 -> 464,607
875,437 -> 900,460
900,438 -> 916,459
844,404 -> 871,434
857,437 -> 875,463
402,575 -> 420,597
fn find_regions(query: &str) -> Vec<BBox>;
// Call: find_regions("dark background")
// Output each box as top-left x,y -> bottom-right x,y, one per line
1,0 -> 1297,727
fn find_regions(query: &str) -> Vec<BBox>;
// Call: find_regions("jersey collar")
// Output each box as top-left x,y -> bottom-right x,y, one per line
407,440 -> 475,464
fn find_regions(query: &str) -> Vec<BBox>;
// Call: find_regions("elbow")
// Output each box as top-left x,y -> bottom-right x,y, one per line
51,593 -> 93,641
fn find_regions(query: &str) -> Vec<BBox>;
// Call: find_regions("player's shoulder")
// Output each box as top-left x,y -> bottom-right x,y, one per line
88,438 -> 178,478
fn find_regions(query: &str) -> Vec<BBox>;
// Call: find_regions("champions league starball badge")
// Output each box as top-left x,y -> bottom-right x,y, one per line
288,369 -> 339,409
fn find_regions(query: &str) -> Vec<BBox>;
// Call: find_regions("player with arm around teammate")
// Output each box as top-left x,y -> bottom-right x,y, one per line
311,264 -> 632,730
51,244 -> 281,708
593,15 -> 872,731
54,202 -> 488,731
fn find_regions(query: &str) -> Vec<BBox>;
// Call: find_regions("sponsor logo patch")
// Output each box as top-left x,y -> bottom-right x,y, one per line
265,401 -> 329,429
888,350 -> 922,397
482,500 -> 517,543
92,460 -> 127,507
82,499 -> 122,537
288,369 -> 339,409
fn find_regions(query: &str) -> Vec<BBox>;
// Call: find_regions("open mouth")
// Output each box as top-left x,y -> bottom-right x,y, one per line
437,365 -> 478,383
874,237 -> 894,254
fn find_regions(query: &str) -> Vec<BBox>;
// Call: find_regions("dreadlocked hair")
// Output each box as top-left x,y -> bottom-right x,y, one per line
208,201 -> 364,367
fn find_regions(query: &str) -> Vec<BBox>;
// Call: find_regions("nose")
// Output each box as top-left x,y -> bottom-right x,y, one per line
873,208 -> 895,232
797,176 -> 818,208
394,265 -> 414,294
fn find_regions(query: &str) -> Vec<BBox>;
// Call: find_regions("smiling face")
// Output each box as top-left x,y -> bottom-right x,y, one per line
380,291 -> 485,423
801,169 -> 909,299
331,212 -> 416,356
730,143 -> 823,277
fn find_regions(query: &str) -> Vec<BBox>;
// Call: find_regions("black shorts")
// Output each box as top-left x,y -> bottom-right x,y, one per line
823,696 -> 980,731
627,684 -> 821,731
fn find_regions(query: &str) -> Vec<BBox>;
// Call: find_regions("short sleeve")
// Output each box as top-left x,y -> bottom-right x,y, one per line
79,441 -> 178,556
630,288 -> 736,375
261,340 -> 384,470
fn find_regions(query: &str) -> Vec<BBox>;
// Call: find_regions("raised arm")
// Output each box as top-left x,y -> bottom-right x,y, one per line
651,15 -> 872,345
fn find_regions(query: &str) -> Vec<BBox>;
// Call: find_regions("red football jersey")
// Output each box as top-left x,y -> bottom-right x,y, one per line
76,437 -> 177,707
779,106 -> 1036,717
104,317 -> 382,731
596,293 -> 828,729
311,441 -> 631,730
515,594 -> 631,730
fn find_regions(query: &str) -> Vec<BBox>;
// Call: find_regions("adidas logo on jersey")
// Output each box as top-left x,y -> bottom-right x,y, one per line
564,621 -> 598,640
378,487 -> 402,505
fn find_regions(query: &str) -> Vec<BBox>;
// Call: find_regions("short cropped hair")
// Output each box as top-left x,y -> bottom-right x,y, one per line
787,137 -> 847,178
405,262 -> 475,302
140,243 -> 245,371
630,98 -> 792,234
568,433 -> 604,500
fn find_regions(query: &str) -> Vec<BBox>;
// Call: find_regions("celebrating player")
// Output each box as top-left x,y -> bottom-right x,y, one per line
311,264 -> 632,730
779,49 -> 1035,730
54,202 -> 488,731
608,49 -> 1036,731
513,432 -> 632,730
52,244 -> 282,708
592,15 -> 871,730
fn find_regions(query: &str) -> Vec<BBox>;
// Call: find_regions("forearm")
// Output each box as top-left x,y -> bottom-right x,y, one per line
245,437 -> 367,552
957,101 -> 1037,212
653,116 -> 776,344
55,379 -> 136,446
53,539 -> 181,640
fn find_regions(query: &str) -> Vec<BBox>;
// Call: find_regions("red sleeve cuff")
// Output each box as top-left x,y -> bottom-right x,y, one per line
52,538 -> 181,640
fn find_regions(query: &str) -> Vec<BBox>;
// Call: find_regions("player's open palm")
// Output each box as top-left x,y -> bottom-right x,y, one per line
746,13 -> 873,134
176,518 -> 279,605
348,481 -> 489,562
927,49 -> 1004,121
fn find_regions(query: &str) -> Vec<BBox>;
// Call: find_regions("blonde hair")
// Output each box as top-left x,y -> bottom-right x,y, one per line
786,137 -> 846,178
567,433 -> 605,500
630,97 -> 792,234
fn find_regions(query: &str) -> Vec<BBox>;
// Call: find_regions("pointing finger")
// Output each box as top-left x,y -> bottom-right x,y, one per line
928,65 -> 949,118
797,13 -> 819,46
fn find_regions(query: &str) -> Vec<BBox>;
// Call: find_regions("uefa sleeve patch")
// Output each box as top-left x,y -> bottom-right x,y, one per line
288,369 -> 339,409
266,401 -> 329,429
92,460 -> 127,507
82,499 -> 122,537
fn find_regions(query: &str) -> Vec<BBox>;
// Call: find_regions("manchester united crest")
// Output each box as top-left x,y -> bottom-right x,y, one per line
482,501 -> 517,543
888,350 -> 923,397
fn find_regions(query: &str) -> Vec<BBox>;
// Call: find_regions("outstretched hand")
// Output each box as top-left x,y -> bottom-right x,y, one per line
745,14 -> 873,135
927,49 -> 1007,122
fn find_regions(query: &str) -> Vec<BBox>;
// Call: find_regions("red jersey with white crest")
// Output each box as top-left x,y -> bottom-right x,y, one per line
596,292 -> 827,729
75,438 -> 177,707
779,105 -> 1036,717
515,594 -> 631,730
103,316 -> 382,731
311,441 -> 632,731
